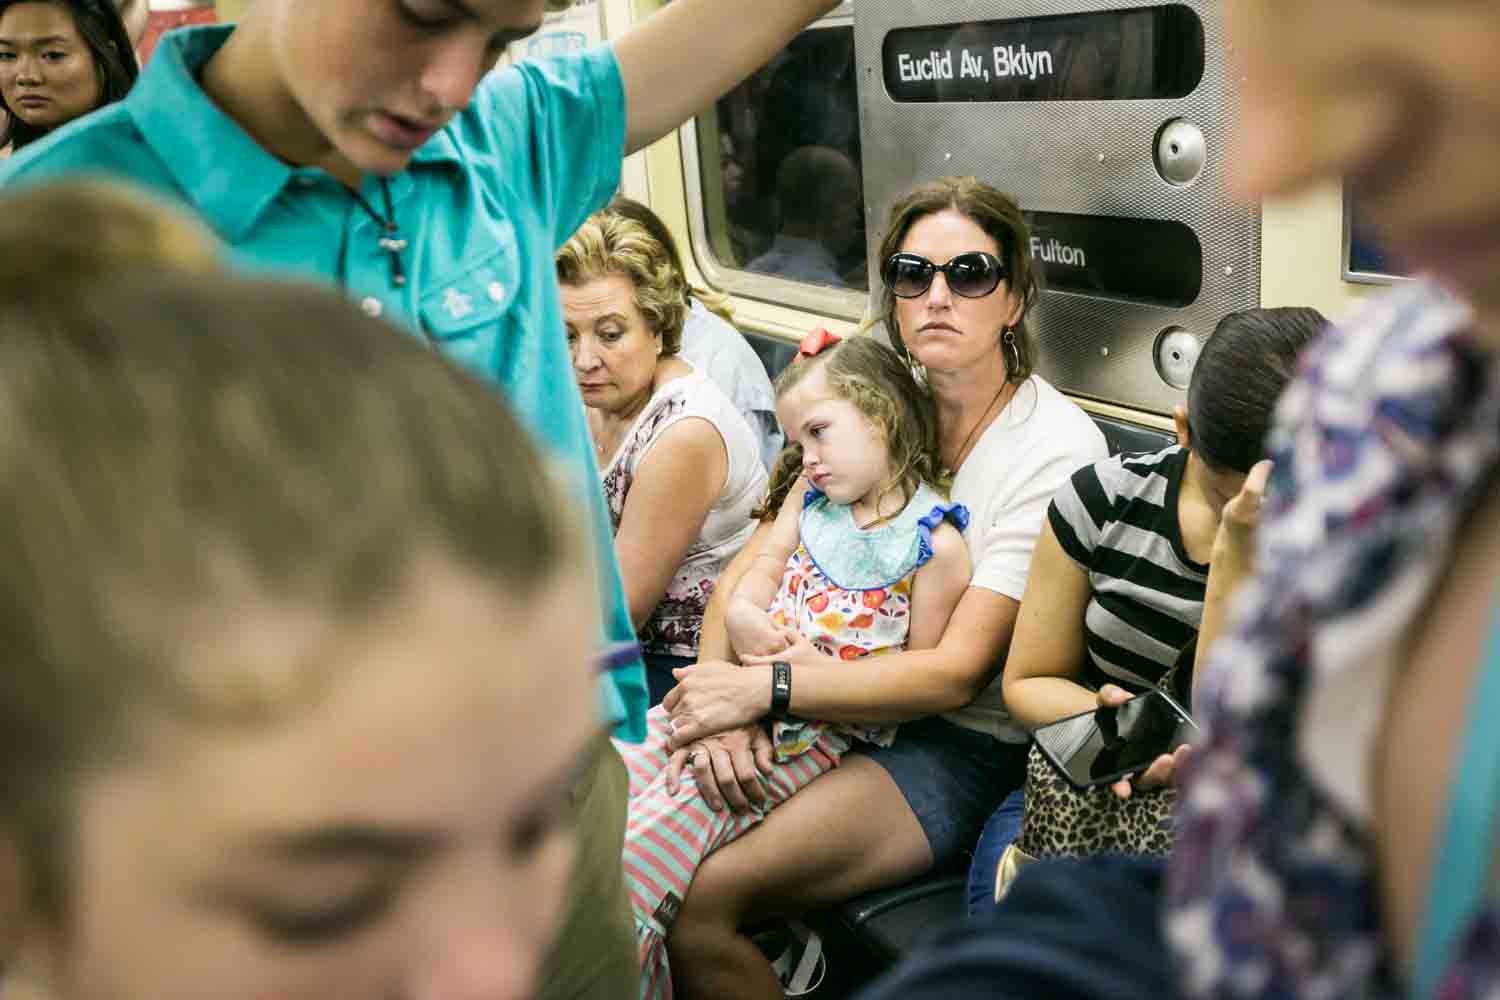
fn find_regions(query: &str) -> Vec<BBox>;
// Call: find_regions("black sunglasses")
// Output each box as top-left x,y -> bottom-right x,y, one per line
883,251 -> 1007,299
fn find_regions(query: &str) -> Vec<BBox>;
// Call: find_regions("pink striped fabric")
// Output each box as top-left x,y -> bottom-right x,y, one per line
616,706 -> 846,999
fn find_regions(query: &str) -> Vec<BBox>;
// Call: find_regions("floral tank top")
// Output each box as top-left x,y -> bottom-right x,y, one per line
601,370 -> 766,657
768,483 -> 969,758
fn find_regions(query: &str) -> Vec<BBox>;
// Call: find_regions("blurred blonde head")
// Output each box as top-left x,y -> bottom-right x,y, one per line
0,179 -> 222,300
0,267 -> 593,998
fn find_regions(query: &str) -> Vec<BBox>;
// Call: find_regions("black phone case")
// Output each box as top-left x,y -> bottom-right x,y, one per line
1032,690 -> 1196,791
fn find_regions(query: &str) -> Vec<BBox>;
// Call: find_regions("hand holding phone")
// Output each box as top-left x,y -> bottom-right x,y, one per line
1032,687 -> 1197,794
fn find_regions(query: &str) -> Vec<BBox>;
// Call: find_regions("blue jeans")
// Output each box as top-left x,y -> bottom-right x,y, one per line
859,718 -> 1028,869
964,789 -> 1025,916
857,857 -> 1175,1000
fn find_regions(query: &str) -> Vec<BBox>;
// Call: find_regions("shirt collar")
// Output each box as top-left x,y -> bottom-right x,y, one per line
127,26 -> 463,241
411,126 -> 462,167
128,26 -> 291,243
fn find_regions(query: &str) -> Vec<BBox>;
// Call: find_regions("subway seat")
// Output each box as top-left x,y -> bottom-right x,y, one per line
740,330 -> 1177,964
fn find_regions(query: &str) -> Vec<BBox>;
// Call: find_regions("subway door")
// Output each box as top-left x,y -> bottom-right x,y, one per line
852,0 -> 1258,415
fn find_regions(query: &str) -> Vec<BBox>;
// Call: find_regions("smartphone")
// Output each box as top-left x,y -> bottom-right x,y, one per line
1032,689 -> 1197,791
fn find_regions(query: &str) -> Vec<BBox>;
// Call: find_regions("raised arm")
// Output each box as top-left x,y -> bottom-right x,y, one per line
1191,460 -> 1271,710
615,0 -> 841,154
613,419 -> 728,628
1000,521 -> 1096,730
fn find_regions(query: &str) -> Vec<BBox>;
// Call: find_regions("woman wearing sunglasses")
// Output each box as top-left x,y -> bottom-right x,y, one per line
658,176 -> 1107,998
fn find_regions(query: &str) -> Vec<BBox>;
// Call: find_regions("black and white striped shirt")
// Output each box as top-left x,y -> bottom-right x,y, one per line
1048,446 -> 1207,692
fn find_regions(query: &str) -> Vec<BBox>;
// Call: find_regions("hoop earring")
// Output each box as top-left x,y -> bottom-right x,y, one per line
1001,328 -> 1022,379
907,353 -> 928,386
897,338 -> 927,385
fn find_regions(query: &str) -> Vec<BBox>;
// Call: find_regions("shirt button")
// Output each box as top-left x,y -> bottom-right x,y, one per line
488,281 -> 505,302
295,176 -> 317,188
361,297 -> 383,318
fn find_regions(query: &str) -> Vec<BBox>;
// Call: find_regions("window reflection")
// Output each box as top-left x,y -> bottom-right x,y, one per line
700,26 -> 868,292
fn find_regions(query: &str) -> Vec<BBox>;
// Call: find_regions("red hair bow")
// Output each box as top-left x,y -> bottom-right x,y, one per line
795,327 -> 842,361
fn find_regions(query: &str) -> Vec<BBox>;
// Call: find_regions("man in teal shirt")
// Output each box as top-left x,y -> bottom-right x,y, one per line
0,0 -> 838,995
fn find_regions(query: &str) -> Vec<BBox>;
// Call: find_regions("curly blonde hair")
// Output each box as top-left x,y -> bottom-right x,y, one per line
556,213 -> 690,355
606,196 -> 737,326
756,337 -> 948,521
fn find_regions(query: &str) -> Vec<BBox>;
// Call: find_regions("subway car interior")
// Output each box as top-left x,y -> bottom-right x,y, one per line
533,0 -> 1389,994
2,0 -> 1437,997
582,0 -> 1391,991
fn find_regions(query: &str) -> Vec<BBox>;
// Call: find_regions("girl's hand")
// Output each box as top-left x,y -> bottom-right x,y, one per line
1094,684 -> 1192,801
739,629 -> 830,672
725,597 -> 790,659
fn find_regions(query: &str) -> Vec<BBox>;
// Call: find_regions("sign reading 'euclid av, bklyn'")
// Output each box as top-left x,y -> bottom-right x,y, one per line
882,5 -> 1203,103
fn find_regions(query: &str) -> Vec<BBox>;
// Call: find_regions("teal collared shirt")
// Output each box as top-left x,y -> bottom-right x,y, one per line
0,26 -> 648,740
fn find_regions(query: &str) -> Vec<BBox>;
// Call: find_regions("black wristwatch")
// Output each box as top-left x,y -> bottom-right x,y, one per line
770,660 -> 792,720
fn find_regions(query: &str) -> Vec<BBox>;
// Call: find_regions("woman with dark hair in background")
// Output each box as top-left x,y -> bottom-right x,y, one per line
0,0 -> 136,154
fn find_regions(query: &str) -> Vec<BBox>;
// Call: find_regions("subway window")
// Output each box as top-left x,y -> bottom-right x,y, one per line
687,14 -> 870,311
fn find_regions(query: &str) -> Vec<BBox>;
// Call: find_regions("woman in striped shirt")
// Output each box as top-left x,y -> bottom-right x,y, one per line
964,306 -> 1324,910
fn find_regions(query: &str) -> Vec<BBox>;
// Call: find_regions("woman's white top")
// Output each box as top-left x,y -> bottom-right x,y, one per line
601,367 -> 768,657
943,374 -> 1109,741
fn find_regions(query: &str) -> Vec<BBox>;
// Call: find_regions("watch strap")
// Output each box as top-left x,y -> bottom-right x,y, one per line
770,660 -> 792,719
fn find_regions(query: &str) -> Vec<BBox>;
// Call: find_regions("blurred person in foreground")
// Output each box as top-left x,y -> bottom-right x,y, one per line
0,177 -> 221,290
0,1 -> 842,993
0,271 -> 598,1000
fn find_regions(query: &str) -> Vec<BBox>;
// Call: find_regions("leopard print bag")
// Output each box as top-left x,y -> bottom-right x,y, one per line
1013,741 -> 1176,859
1013,649 -> 1193,863
993,744 -> 1176,904
994,654 -> 1193,902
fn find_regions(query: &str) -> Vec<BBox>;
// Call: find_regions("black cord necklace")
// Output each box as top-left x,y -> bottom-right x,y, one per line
948,381 -> 1012,472
347,178 -> 407,288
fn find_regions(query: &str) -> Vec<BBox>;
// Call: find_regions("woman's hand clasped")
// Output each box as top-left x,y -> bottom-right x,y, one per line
1095,683 -> 1192,802
663,658 -> 773,747
664,725 -> 775,813
665,632 -> 837,747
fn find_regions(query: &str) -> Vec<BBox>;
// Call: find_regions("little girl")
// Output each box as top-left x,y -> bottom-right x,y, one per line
616,330 -> 972,999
